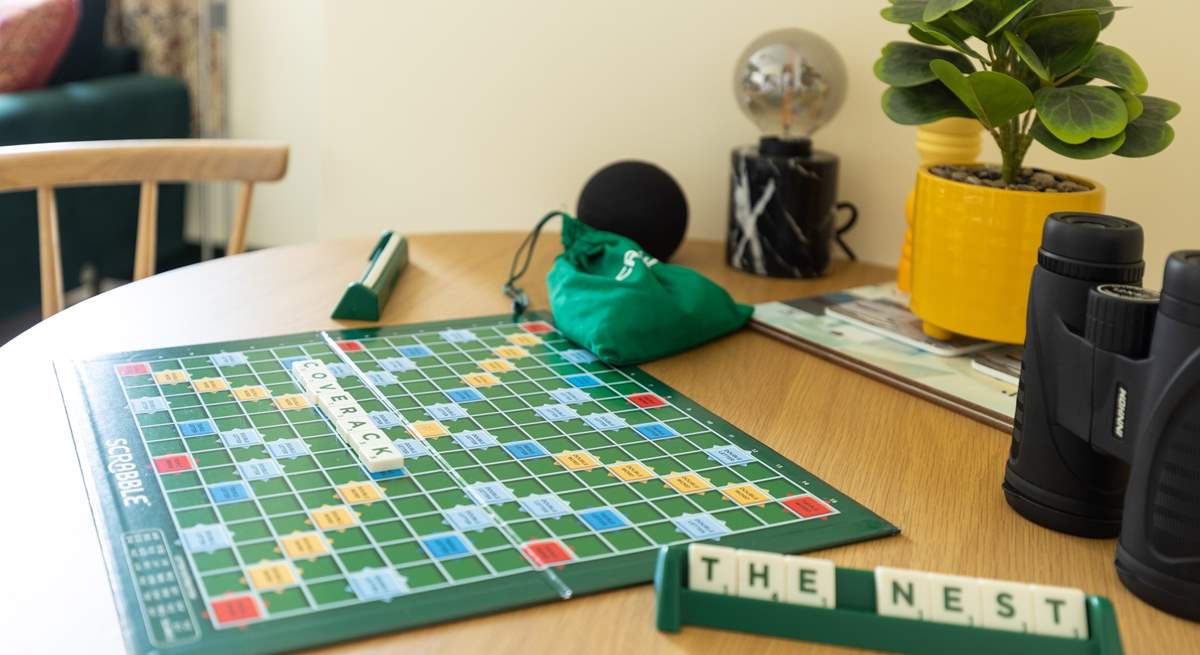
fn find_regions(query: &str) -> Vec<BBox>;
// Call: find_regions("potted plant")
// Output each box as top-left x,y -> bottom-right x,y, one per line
875,0 -> 1180,343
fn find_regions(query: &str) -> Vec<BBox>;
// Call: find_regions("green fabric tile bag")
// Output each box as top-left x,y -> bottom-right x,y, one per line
503,212 -> 753,366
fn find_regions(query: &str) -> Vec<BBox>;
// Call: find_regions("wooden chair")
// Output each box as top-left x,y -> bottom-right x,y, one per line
0,139 -> 289,318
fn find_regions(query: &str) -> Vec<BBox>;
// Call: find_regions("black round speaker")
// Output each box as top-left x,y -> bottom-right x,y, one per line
576,160 -> 688,261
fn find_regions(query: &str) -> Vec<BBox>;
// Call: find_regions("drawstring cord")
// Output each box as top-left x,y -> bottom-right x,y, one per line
503,211 -> 565,318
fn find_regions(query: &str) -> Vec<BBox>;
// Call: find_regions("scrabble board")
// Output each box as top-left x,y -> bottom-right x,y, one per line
58,313 -> 897,655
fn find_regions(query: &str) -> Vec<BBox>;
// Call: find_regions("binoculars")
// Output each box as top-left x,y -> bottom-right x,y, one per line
1004,212 -> 1200,622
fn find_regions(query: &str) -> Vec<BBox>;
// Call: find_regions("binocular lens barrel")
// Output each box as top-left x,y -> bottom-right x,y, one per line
1038,212 -> 1145,286
1161,250 -> 1200,326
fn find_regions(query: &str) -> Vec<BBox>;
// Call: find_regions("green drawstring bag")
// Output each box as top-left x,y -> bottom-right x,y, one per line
504,212 -> 752,366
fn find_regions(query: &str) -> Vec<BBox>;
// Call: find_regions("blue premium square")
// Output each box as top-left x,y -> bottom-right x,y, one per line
445,387 -> 484,403
633,422 -> 677,440
397,345 -> 434,358
207,481 -> 251,504
503,440 -> 549,460
178,419 -> 216,437
420,533 -> 471,559
578,507 -> 629,532
564,373 -> 602,388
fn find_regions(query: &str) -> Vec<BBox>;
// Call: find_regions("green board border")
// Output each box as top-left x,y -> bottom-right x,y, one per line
58,312 -> 898,655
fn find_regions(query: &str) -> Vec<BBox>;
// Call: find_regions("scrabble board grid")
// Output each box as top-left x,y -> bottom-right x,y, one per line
60,312 -> 897,655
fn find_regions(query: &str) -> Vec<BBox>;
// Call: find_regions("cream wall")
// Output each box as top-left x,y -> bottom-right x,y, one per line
232,1 -> 1196,283
228,0 -> 324,246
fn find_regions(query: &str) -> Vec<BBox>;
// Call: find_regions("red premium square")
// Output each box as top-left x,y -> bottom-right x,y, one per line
521,539 -> 574,567
519,321 -> 554,334
116,363 -> 151,376
782,495 -> 835,518
335,340 -> 364,352
211,595 -> 261,626
626,392 -> 667,409
153,454 -> 194,474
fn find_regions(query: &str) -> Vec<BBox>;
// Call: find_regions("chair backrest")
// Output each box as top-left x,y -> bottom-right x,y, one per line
0,139 -> 289,318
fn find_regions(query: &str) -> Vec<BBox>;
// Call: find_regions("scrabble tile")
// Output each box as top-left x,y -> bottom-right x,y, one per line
978,578 -> 1034,633
354,444 -> 406,472
300,371 -> 339,391
784,555 -> 835,608
289,358 -> 329,375
928,572 -> 981,626
334,416 -> 374,438
323,400 -> 366,420
875,567 -> 930,620
736,549 -> 786,602
688,543 -> 736,595
1030,584 -> 1088,639
316,389 -> 357,411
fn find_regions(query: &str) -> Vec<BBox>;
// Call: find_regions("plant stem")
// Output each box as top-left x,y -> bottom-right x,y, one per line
996,119 -> 1022,185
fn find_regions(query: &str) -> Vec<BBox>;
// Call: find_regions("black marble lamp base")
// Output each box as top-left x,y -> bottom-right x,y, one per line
727,139 -> 845,278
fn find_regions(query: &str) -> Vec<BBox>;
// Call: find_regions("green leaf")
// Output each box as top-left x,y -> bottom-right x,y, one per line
909,25 -> 946,45
1034,85 -> 1128,144
1137,96 -> 1181,123
1031,120 -> 1126,159
931,60 -> 1034,128
1023,1 -> 1120,29
1107,86 -> 1143,122
947,11 -> 987,40
1079,44 -> 1147,94
1115,118 -> 1174,157
883,0 -> 930,23
985,0 -> 1038,36
1004,31 -> 1051,81
875,42 -> 975,87
882,83 -> 975,125
1020,12 -> 1101,78
913,21 -> 988,61
924,0 -> 975,22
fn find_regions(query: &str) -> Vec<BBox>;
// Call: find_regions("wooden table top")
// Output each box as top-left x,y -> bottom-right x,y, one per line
0,232 -> 1192,654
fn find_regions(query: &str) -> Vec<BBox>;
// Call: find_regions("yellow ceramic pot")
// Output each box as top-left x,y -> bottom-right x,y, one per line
909,166 -> 1105,344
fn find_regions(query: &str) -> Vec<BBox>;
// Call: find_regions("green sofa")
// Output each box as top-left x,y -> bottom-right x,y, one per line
0,0 -> 191,317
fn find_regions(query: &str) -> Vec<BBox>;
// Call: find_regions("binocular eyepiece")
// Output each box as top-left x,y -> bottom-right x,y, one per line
1005,212 -> 1200,621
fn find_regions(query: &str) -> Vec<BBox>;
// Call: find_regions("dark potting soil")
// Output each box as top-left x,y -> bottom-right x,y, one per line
929,164 -> 1093,193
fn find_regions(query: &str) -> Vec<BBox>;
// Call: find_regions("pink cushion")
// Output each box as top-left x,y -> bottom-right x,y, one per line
0,0 -> 80,92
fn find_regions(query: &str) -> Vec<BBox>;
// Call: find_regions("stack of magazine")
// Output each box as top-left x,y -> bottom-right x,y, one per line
751,284 -> 1019,432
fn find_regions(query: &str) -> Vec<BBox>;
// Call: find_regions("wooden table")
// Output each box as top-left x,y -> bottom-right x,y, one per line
0,233 -> 1191,654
